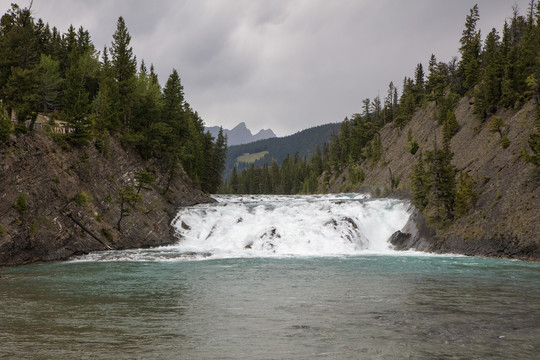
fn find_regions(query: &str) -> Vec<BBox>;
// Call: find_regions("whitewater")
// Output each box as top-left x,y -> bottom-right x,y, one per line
78,194 -> 413,262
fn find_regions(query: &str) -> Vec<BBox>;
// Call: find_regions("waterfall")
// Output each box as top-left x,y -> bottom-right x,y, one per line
74,194 -> 412,262
171,194 -> 411,259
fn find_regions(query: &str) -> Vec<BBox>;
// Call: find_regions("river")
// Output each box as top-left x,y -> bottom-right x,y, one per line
1,194 -> 539,359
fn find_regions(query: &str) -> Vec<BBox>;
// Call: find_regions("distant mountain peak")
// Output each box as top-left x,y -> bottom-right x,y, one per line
232,122 -> 249,131
205,123 -> 276,146
253,128 -> 277,142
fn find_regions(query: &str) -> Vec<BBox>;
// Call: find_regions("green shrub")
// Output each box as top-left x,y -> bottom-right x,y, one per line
13,193 -> 28,212
455,172 -> 478,217
409,139 -> 419,155
501,135 -> 510,149
51,133 -> 71,151
101,228 -> 114,242
371,187 -> 382,198
72,191 -> 93,207
14,123 -> 28,134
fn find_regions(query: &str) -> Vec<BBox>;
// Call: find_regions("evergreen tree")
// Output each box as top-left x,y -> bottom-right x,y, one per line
488,116 -> 506,138
134,170 -> 155,194
372,95 -> 382,126
455,171 -> 478,217
228,167 -> 239,193
362,98 -> 371,122
162,69 -> 185,132
383,81 -> 396,124
474,28 -> 503,119
35,54 -> 62,113
425,142 -> 457,223
110,16 -> 137,130
413,63 -> 425,105
131,59 -> 162,134
116,185 -> 142,232
211,127 -> 228,192
442,109 -> 460,144
395,77 -> 415,127
0,3 -> 39,78
411,151 -> 429,210
62,53 -> 98,144
4,66 -> 39,127
93,47 -> 120,132
458,4 -> 482,93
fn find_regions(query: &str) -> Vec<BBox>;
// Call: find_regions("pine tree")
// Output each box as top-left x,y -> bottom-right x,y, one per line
413,63 -> 425,105
474,28 -> 503,120
395,77 -> 415,127
162,69 -> 185,134
411,151 -> 429,210
0,3 -> 39,77
131,59 -> 162,134
62,54 -> 94,144
116,185 -> 142,232
425,142 -> 457,223
488,116 -> 506,138
93,47 -> 120,132
442,109 -> 460,144
228,167 -> 239,193
212,127 -> 228,190
383,81 -> 396,123
110,16 -> 137,130
372,95 -> 382,126
4,66 -> 39,128
458,4 -> 482,93
35,54 -> 62,113
455,171 -> 478,217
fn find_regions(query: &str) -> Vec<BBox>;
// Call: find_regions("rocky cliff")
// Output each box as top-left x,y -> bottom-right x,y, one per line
0,132 -> 213,266
326,98 -> 539,260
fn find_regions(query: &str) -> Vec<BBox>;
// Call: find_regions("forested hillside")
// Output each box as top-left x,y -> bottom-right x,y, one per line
222,122 -> 340,191
0,3 -> 226,193
226,4 -> 540,259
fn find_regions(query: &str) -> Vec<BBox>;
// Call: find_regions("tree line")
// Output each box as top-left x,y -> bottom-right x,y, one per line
0,3 -> 226,193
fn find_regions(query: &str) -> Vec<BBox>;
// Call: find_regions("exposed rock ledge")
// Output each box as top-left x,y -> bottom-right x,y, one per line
389,206 -> 433,252
389,204 -> 540,261
0,132 -> 213,267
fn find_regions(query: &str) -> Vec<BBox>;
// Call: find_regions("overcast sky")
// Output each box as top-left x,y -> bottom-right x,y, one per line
3,0 -> 531,136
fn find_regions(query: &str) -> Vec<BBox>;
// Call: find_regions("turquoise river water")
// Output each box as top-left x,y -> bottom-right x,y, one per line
1,195 -> 539,359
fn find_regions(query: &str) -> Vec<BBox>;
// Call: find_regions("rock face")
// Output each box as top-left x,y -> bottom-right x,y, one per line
0,132 -> 213,266
328,98 -> 540,260
389,207 -> 433,251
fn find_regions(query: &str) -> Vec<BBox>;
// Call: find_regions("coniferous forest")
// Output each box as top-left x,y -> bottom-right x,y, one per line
224,3 -> 540,224
0,3 -> 227,194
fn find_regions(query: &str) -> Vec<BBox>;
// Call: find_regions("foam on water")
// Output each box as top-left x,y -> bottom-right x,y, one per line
75,194 -> 415,262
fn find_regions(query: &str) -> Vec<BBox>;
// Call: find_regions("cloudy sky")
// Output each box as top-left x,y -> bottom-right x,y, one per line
3,0 -> 531,136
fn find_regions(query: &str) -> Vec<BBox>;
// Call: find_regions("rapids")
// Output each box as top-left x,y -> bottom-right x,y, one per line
173,194 -> 410,258
77,194 -> 412,262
